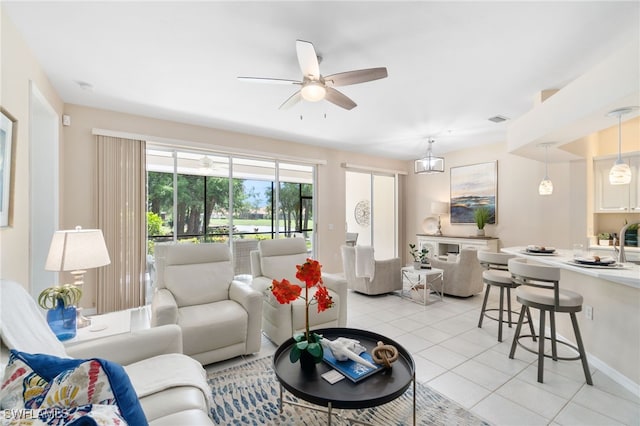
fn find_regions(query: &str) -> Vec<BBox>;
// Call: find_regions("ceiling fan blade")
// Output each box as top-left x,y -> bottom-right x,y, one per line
296,40 -> 320,79
324,67 -> 388,87
279,90 -> 302,110
237,77 -> 301,85
325,87 -> 357,110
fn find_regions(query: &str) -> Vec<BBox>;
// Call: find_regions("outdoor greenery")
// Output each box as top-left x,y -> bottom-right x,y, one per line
147,172 -> 313,245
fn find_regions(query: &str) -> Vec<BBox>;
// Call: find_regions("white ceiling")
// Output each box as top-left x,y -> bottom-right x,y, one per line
4,1 -> 639,160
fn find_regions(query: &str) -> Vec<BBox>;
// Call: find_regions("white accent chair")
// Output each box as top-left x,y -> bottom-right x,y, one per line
151,242 -> 263,365
428,248 -> 483,297
250,238 -> 348,345
341,245 -> 403,295
0,280 -> 214,425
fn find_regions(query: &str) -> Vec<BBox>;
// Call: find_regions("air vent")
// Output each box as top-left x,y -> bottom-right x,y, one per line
488,115 -> 509,123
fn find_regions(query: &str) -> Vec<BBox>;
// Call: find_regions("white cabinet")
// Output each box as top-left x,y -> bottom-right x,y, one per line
416,235 -> 499,260
594,155 -> 640,213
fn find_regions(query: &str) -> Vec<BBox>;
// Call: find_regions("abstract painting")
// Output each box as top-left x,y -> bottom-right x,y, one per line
450,161 -> 497,224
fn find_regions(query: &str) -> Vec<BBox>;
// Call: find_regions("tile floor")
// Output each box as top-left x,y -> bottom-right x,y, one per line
207,286 -> 640,425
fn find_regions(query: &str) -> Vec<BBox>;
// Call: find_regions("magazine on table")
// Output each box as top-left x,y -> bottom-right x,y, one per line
322,349 -> 383,383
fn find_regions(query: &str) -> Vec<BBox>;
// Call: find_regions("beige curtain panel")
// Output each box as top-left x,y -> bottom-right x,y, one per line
96,135 -> 146,313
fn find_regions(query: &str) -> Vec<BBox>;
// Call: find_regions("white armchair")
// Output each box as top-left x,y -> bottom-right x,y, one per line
428,248 -> 483,297
0,280 -> 213,425
151,242 -> 263,365
341,245 -> 403,295
249,238 -> 348,345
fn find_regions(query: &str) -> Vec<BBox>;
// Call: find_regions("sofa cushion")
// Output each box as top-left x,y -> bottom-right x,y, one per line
178,301 -> 247,355
260,253 -> 308,283
0,350 -> 146,425
164,261 -> 233,307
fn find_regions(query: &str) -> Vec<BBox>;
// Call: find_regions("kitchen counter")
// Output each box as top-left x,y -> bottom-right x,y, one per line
502,247 -> 640,289
502,246 -> 640,388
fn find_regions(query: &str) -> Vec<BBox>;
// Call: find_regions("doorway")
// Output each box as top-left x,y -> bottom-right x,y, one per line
345,170 -> 398,259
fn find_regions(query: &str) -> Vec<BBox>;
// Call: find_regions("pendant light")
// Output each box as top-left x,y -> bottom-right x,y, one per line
414,139 -> 445,174
607,107 -> 635,185
538,143 -> 553,196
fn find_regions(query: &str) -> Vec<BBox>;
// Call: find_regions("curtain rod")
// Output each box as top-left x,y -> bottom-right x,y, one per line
92,128 -> 327,165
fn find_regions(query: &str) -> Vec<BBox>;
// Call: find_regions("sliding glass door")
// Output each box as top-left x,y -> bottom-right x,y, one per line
345,170 -> 398,259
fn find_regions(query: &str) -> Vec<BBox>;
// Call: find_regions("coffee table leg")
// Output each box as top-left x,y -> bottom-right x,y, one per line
279,383 -> 283,413
327,401 -> 332,425
413,373 -> 416,425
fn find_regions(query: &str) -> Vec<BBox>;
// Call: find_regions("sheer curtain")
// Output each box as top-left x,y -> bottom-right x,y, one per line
96,135 -> 146,313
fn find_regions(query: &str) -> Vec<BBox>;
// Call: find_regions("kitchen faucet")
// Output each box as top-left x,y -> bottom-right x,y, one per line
617,222 -> 640,263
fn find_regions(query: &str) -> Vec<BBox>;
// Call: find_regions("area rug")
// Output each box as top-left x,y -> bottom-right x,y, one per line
207,356 -> 491,425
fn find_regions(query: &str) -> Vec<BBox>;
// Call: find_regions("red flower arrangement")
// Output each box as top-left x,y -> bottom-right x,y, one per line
271,258 -> 333,365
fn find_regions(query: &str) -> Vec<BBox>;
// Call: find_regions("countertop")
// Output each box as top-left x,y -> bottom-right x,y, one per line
502,246 -> 640,289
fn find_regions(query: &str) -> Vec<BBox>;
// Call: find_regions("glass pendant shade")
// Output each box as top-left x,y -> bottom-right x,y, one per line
538,143 -> 553,195
538,178 -> 553,195
414,140 -> 445,174
609,160 -> 632,185
607,106 -> 636,185
301,82 -> 326,102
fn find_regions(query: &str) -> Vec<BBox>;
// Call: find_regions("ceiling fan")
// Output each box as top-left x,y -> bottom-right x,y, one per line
238,39 -> 388,110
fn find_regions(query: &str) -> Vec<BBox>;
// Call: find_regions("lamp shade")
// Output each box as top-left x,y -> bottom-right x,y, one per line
45,227 -> 111,272
538,178 -> 554,195
431,201 -> 449,215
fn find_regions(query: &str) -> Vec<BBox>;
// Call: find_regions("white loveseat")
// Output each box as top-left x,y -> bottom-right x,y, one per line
250,238 -> 348,345
0,280 -> 213,425
151,242 -> 263,365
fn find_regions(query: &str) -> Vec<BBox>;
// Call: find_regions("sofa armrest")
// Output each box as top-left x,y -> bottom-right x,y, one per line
322,273 -> 348,327
229,280 -> 263,353
250,276 -> 273,294
151,288 -> 178,326
66,324 -> 183,365
229,280 -> 263,313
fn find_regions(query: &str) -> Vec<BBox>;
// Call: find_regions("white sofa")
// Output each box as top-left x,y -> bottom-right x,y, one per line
428,248 -> 483,297
151,242 -> 263,365
250,238 -> 348,345
341,245 -> 403,295
0,280 -> 213,425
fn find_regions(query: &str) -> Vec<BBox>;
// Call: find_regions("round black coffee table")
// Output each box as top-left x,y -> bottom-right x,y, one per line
273,327 -> 415,425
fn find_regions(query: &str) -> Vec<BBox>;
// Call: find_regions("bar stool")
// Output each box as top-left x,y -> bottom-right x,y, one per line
477,251 -> 535,342
508,257 -> 593,385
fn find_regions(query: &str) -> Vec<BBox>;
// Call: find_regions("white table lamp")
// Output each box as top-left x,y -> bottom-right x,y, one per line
431,201 -> 449,236
45,226 -> 111,327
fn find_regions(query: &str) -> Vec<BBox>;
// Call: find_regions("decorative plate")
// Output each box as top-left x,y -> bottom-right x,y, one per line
354,200 -> 370,226
422,217 -> 438,234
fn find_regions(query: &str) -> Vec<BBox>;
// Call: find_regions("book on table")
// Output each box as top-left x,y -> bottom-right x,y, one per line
322,350 -> 383,383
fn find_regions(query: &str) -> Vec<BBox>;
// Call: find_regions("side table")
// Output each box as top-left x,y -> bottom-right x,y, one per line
273,327 -> 415,425
63,306 -> 151,347
401,266 -> 444,305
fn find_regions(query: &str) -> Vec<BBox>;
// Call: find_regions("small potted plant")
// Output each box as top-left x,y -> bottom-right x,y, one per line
38,284 -> 82,341
474,206 -> 491,237
409,244 -> 429,269
597,233 -> 612,246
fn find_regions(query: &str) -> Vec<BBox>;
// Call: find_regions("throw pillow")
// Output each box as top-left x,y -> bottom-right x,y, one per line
0,350 -> 147,426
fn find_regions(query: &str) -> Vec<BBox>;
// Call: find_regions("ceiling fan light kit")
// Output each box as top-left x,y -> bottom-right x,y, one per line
238,40 -> 387,110
300,81 -> 326,102
606,106 -> 636,185
414,139 -> 444,174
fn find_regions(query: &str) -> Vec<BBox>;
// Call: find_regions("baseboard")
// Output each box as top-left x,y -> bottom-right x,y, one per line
552,329 -> 639,396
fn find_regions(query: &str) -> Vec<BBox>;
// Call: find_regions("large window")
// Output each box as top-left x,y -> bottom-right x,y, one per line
146,148 -> 315,274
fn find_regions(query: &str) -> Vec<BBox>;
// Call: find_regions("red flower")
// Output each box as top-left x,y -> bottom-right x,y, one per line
296,258 -> 323,288
314,285 -> 333,313
271,279 -> 301,304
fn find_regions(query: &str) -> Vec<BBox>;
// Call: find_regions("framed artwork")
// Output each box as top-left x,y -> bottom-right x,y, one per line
450,161 -> 497,224
0,108 -> 16,227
